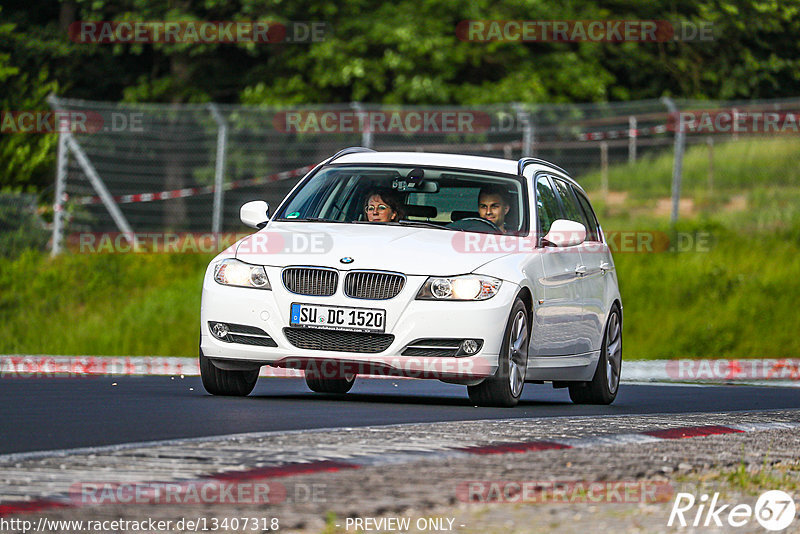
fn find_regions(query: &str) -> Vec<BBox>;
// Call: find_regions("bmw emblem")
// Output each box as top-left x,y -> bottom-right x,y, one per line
340,257 -> 354,264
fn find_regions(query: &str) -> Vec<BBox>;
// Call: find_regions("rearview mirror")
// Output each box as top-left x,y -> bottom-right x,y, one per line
392,179 -> 439,193
240,201 -> 270,229
543,219 -> 586,247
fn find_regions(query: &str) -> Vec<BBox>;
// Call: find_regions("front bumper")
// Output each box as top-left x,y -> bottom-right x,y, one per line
200,264 -> 517,380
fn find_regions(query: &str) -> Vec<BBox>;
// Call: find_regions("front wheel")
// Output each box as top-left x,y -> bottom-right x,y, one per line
199,349 -> 259,396
468,297 -> 529,407
569,306 -> 622,404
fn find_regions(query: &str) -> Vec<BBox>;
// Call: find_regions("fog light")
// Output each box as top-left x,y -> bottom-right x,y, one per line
211,322 -> 230,339
460,339 -> 480,355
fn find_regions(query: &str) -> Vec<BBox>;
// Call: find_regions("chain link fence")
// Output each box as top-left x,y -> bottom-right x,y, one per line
0,193 -> 49,257
46,95 -> 800,254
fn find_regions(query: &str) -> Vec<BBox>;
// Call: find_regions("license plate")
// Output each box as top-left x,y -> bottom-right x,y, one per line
290,303 -> 386,333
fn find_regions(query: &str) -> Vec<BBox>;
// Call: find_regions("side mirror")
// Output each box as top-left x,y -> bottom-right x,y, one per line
240,201 -> 270,229
543,219 -> 586,247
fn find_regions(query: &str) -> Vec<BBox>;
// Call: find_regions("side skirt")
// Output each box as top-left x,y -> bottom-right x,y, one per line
524,351 -> 600,382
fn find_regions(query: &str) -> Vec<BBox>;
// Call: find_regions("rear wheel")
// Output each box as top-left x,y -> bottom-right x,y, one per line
199,349 -> 259,396
468,297 -> 529,407
569,306 -> 622,404
305,372 -> 356,394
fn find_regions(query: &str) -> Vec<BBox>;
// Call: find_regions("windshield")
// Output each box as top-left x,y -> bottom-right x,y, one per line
274,165 -> 528,235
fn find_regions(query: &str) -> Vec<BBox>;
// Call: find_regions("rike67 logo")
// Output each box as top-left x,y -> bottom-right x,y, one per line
668,490 -> 796,531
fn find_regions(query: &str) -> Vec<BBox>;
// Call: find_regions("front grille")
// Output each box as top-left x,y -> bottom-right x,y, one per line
401,338 -> 462,357
227,334 -> 277,347
225,323 -> 269,335
282,267 -> 338,296
343,271 -> 405,300
208,322 -> 278,347
402,348 -> 456,357
401,338 -> 483,357
283,328 -> 394,353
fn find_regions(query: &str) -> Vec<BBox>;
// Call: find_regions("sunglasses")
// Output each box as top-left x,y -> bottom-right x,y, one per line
365,204 -> 389,213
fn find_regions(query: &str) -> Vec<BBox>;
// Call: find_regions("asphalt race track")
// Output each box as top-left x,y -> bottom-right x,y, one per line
1,377 -> 799,455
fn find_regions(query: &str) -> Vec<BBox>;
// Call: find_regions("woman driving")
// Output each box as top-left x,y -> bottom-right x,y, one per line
363,188 -> 405,222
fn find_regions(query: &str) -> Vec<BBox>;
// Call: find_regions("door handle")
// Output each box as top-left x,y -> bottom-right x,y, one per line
575,265 -> 587,276
600,262 -> 611,272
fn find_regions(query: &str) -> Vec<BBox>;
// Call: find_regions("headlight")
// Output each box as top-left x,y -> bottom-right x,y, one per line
416,275 -> 501,301
213,259 -> 271,289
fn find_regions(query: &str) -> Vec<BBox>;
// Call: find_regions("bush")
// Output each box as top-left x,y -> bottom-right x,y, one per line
0,194 -> 49,258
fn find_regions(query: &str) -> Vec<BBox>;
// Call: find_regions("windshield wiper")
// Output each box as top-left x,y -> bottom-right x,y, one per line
352,220 -> 453,231
274,217 -> 343,223
395,220 -> 450,230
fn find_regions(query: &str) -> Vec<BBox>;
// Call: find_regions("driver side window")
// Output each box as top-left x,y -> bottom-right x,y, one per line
536,175 -> 562,236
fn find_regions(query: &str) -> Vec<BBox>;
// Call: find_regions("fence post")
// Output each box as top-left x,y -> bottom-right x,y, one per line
209,103 -> 228,241
48,94 -> 137,248
65,132 -> 138,246
707,136 -> 714,194
51,126 -> 69,256
513,103 -> 534,157
351,102 -> 372,148
661,97 -> 685,227
628,115 -> 637,163
600,141 -> 609,199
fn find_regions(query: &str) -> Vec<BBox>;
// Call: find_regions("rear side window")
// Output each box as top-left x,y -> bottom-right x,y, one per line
573,189 -> 601,242
535,175 -> 562,235
553,179 -> 587,226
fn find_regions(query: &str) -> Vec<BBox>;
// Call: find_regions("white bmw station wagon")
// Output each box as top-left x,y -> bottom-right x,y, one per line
200,148 -> 622,407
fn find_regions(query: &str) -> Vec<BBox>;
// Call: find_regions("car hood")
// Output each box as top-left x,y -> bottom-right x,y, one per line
235,221 -> 510,275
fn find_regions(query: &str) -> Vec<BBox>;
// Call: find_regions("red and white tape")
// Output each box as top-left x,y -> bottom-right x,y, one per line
3,356 -> 799,384
73,165 -> 313,206
576,124 -> 668,141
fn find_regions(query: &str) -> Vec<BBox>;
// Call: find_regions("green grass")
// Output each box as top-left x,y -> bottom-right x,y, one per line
0,250 -> 211,356
579,137 -> 800,197
615,226 -> 800,358
1,137 -> 798,358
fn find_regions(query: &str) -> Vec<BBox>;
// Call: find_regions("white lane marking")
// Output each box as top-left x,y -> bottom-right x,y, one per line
728,422 -> 800,432
558,433 -> 662,448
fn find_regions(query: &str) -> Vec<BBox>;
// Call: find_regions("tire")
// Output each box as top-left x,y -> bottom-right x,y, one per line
569,305 -> 622,405
199,348 -> 259,396
467,297 -> 529,407
305,372 -> 356,394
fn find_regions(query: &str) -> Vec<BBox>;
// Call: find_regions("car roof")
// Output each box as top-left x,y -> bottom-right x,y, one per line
330,151 -> 585,192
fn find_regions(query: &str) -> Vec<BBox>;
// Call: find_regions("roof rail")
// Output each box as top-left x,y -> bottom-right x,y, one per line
517,157 -> 569,177
327,146 -> 376,163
